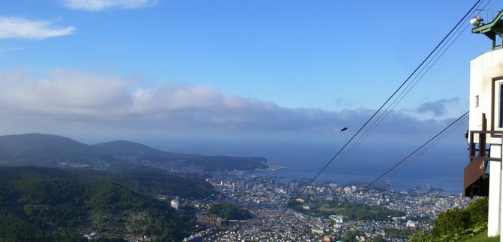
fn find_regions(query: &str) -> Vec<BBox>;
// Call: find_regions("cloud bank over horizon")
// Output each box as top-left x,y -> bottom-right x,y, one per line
0,69 -> 462,142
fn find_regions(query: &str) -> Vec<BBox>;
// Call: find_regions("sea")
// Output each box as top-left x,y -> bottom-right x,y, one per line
159,138 -> 471,195
249,164 -> 463,195
252,142 -> 469,195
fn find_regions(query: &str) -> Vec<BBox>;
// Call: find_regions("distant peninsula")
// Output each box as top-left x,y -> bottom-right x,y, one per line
0,133 -> 269,174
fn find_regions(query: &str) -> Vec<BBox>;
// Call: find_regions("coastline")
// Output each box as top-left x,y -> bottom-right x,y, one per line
247,165 -> 462,195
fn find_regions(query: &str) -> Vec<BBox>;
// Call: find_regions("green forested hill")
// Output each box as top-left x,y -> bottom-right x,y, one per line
0,133 -> 269,172
0,166 -> 216,199
0,133 -> 100,167
92,139 -> 269,171
0,167 -> 211,242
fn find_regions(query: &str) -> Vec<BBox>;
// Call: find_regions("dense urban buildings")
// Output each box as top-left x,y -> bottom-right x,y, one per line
183,173 -> 472,242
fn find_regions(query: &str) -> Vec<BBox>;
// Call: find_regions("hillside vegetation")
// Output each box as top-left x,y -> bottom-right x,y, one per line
208,202 -> 253,220
410,197 -> 488,242
0,166 -> 215,199
0,167 -> 216,242
462,233 -> 499,242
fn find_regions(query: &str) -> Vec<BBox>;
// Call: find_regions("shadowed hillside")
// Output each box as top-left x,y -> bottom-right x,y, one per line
0,133 -> 268,172
0,171 -> 198,241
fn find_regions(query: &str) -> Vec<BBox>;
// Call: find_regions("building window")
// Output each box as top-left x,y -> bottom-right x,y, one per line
475,95 -> 479,107
500,84 -> 503,128
493,77 -> 503,133
492,77 -> 503,133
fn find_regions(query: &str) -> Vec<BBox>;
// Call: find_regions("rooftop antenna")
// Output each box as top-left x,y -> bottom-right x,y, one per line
471,8 -> 503,49
474,8 -> 494,23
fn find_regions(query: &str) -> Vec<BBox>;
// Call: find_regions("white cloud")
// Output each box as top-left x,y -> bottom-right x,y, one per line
0,46 -> 24,54
0,69 -> 452,141
63,0 -> 157,11
0,69 -> 130,116
0,17 -> 75,40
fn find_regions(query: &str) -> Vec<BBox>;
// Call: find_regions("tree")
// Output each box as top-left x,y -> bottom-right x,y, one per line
343,230 -> 360,242
468,196 -> 488,225
373,234 -> 385,242
431,207 -> 470,237
411,197 -> 489,242
208,203 -> 252,220
409,230 -> 429,242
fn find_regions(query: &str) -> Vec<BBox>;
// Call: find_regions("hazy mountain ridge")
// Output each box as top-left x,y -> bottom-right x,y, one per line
0,133 -> 108,168
0,133 -> 268,172
92,140 -> 167,156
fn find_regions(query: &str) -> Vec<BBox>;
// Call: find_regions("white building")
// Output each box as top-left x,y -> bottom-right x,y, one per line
329,215 -> 348,224
465,10 -> 503,239
171,199 -> 180,210
84,232 -> 101,240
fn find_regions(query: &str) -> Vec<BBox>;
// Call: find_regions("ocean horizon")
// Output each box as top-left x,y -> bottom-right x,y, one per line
250,167 -> 462,195
245,142 -> 468,195
158,138 -> 470,195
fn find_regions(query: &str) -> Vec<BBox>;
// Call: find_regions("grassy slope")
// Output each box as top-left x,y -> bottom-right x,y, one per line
462,232 -> 499,242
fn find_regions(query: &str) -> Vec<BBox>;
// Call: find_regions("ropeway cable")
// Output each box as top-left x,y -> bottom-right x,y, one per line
271,0 -> 485,226
330,0 -> 489,174
365,111 -> 469,189
292,0 -> 484,199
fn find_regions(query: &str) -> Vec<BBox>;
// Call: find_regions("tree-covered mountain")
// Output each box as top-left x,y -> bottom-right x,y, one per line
0,133 -> 103,167
0,166 -> 216,199
0,166 -> 215,242
0,180 -> 189,242
93,139 -> 269,172
0,133 -> 268,172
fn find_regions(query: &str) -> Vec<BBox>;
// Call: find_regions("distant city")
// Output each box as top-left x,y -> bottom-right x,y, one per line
183,170 -> 472,242
0,133 -> 473,241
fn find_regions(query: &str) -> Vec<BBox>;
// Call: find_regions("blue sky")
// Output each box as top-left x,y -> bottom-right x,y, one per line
0,0 -> 498,156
